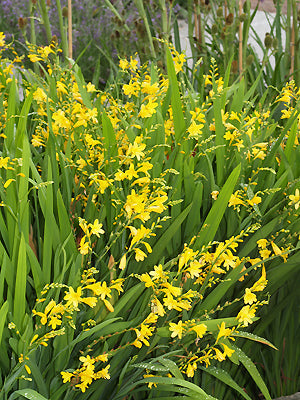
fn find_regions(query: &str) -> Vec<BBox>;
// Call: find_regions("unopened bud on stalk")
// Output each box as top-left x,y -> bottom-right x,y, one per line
264,33 -> 273,49
239,13 -> 246,22
272,37 -> 278,50
243,0 -> 250,13
18,17 -> 28,30
46,0 -> 51,6
62,7 -> 68,18
216,7 -> 223,17
225,13 -> 234,25
51,35 -> 58,45
31,0 -> 37,4
211,24 -> 218,35
231,60 -> 238,74
246,54 -> 254,66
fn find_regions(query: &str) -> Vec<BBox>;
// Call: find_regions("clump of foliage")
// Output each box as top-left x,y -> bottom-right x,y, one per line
0,33 -> 299,400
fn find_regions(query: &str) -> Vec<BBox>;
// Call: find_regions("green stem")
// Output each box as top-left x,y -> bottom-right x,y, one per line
29,0 -> 37,45
39,0 -> 52,43
133,0 -> 156,59
55,0 -> 68,58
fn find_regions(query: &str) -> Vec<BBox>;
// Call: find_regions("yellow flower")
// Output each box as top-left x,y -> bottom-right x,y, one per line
0,157 -> 10,169
140,273 -> 154,288
244,288 -> 257,305
64,287 -> 83,308
186,362 -> 197,377
211,190 -> 219,200
52,109 -> 71,130
89,219 -> 104,237
151,297 -> 165,316
61,371 -> 74,383
138,98 -> 158,118
48,315 -> 62,329
228,192 -> 244,207
0,32 -> 5,47
169,320 -> 184,339
187,120 -> 203,138
259,248 -> 271,260
119,59 -> 129,70
214,347 -> 226,361
161,282 -> 182,297
288,189 -> 300,210
143,374 -> 158,389
95,364 -> 110,380
247,194 -> 262,207
79,236 -> 90,255
110,278 -> 124,294
236,305 -> 256,326
216,321 -> 232,343
25,364 -> 31,374
123,79 -> 140,98
86,82 -> 96,93
191,323 -> 207,338
178,247 -> 198,272
84,281 -> 111,299
221,343 -> 235,358
81,297 -> 97,308
149,264 -> 167,281
251,266 -> 268,292
134,247 -> 147,261
129,225 -> 151,248
28,53 -> 42,63
79,355 -> 95,367
95,353 -> 108,363
126,138 -> 146,161
257,239 -> 268,249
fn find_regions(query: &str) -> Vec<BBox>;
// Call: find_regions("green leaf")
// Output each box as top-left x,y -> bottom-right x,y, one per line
165,46 -> 186,140
102,111 -> 117,158
13,234 -> 27,328
232,331 -> 278,350
145,203 -> 192,267
199,366 -> 252,400
70,317 -> 121,347
232,345 -> 272,400
116,376 -> 218,399
0,301 -> 8,345
194,164 -> 241,250
9,389 -> 48,400
4,79 -> 17,153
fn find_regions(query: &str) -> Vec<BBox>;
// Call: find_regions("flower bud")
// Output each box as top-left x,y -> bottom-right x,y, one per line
264,33 -> 273,49
18,17 -> 28,30
239,13 -> 246,22
62,7 -> 68,18
226,13 -> 234,25
51,35 -> 58,45
216,7 -> 223,17
211,24 -> 218,35
246,54 -> 254,66
272,37 -> 278,50
231,60 -> 238,74
243,0 -> 250,13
